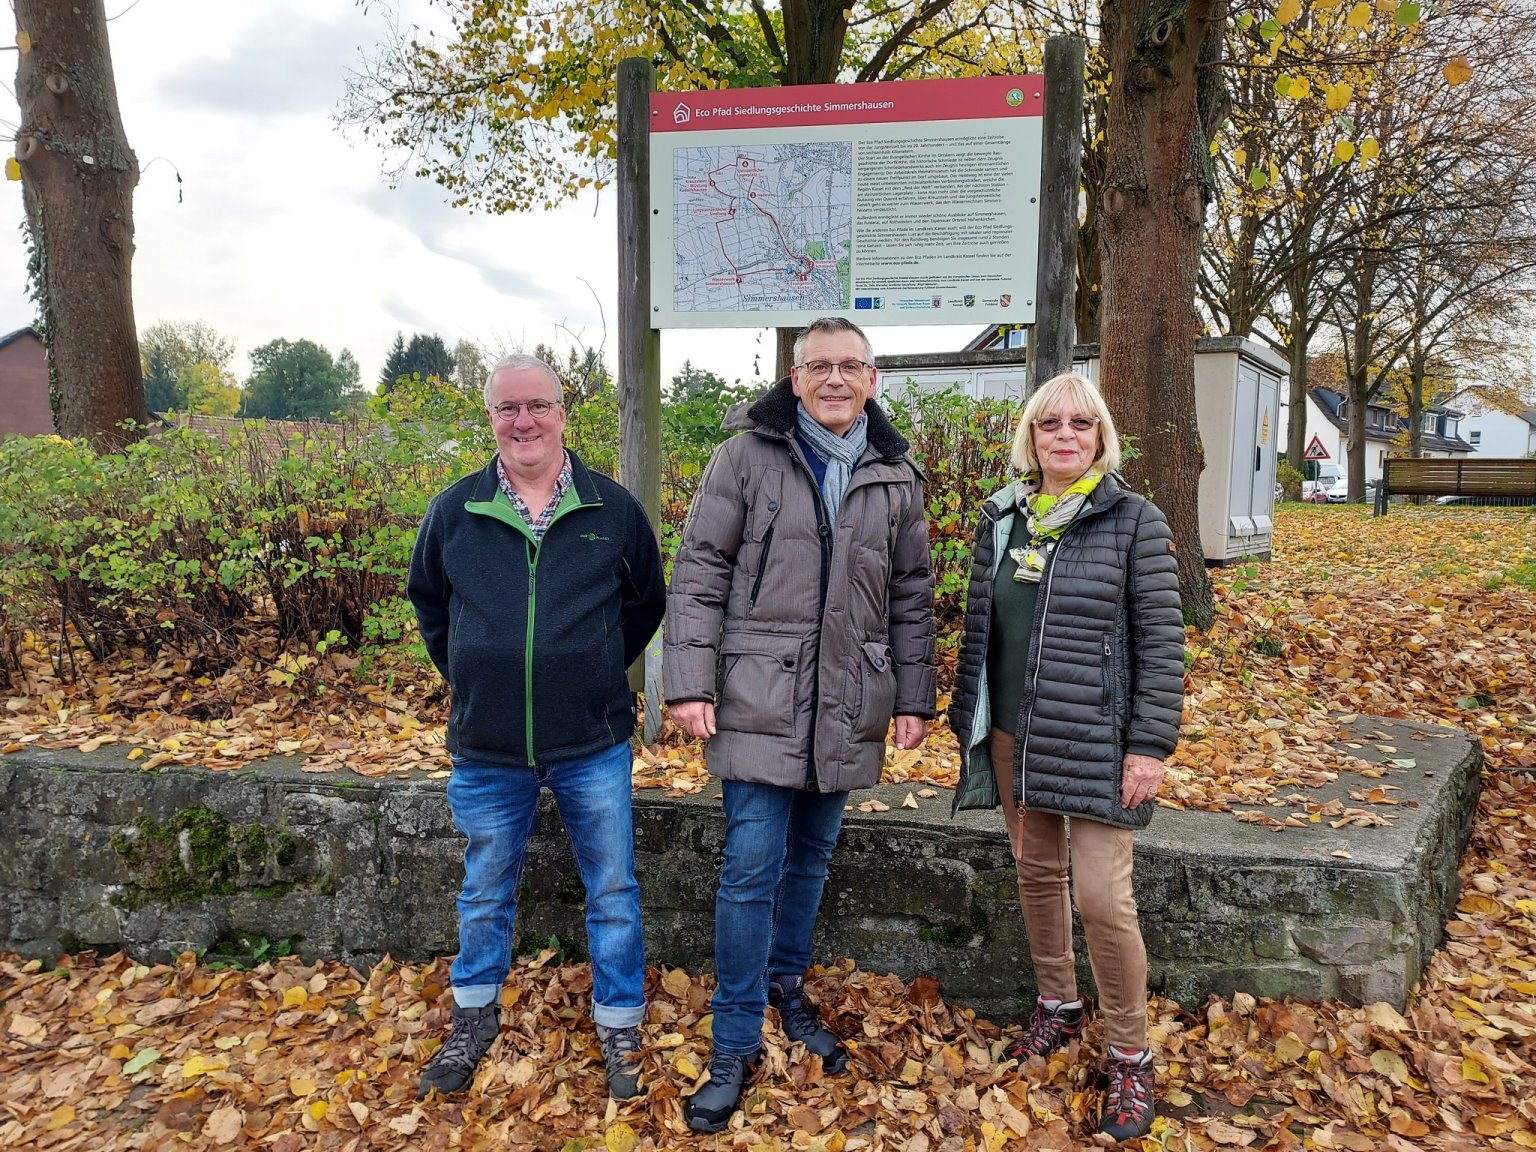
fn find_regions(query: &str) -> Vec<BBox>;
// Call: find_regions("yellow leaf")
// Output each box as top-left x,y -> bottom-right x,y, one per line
1509,981 -> 1536,995
1461,1056 -> 1489,1084
110,1043 -> 133,1059
1334,139 -> 1357,164
1442,55 -> 1473,86
899,1057 -> 924,1084
214,1035 -> 243,1050
1233,147 -> 1247,168
1511,1129 -> 1536,1148
1274,1031 -> 1307,1064
1360,138 -> 1380,161
1369,1048 -> 1410,1084
1347,1 -> 1372,26
605,1122 -> 638,1152
289,1074 -> 318,1097
674,1053 -> 700,1080
1276,0 -> 1302,22
980,1122 -> 1008,1152
1289,77 -> 1311,99
45,1105 -> 76,1131
1325,82 -> 1354,111
282,985 -> 308,1009
182,1054 -> 227,1078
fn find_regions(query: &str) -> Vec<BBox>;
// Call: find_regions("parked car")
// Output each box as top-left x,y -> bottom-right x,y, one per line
1326,477 -> 1377,503
1301,479 -> 1332,503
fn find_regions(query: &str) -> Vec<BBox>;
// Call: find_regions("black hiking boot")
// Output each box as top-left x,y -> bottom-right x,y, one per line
768,973 -> 848,1074
684,1049 -> 760,1133
417,1003 -> 500,1098
596,1023 -> 645,1101
1100,1047 -> 1156,1141
1001,998 -> 1087,1064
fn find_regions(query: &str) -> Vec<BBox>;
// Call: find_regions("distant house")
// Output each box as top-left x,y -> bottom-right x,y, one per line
1283,386 -> 1473,485
0,327 -> 52,439
1448,384 -> 1536,458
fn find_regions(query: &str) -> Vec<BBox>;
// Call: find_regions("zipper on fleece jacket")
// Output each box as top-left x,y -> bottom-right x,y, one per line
464,483 -> 594,765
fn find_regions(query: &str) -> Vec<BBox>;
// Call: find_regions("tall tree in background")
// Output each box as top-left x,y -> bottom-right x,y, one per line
139,319 -> 238,415
378,332 -> 409,392
13,0 -> 143,448
242,339 -> 357,421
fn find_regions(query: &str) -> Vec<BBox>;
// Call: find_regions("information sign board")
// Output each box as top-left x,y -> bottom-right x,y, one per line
649,75 -> 1043,329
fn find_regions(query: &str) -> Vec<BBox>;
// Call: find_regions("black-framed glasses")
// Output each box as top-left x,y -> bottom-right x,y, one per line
491,399 -> 562,420
1033,416 -> 1099,433
797,359 -> 870,381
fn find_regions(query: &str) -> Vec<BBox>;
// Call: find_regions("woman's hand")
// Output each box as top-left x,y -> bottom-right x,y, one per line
1121,754 -> 1164,808
893,715 -> 926,750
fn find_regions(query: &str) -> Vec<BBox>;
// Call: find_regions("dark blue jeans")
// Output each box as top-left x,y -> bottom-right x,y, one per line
709,779 -> 849,1056
446,742 -> 644,1027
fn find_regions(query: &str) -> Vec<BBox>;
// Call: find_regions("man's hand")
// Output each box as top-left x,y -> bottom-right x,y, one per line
892,715 -> 926,750
669,701 -> 717,740
1121,753 -> 1164,808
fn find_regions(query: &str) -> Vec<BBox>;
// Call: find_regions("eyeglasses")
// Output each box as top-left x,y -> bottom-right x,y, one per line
490,399 -> 562,420
797,359 -> 870,381
1033,416 -> 1100,433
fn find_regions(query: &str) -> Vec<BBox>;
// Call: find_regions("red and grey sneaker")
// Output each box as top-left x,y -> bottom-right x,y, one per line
1100,1047 -> 1156,1141
1001,998 -> 1086,1063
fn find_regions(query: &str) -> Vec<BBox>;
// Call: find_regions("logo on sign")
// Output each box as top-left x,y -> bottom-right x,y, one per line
999,294 -> 1011,308
673,104 -> 692,125
963,294 -> 975,307
1006,88 -> 1024,106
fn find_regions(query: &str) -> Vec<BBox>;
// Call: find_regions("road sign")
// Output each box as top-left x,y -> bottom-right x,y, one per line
1304,435 -> 1331,461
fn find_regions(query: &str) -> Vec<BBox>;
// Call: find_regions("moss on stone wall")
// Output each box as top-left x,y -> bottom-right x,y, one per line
109,807 -> 300,907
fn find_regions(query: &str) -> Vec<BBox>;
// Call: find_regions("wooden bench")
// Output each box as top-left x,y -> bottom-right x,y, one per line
1375,457 -> 1536,514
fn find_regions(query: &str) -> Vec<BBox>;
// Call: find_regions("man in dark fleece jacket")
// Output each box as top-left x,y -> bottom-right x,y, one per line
408,354 -> 664,1104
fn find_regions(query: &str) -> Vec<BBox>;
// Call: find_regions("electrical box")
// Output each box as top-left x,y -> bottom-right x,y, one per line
1190,337 -> 1285,563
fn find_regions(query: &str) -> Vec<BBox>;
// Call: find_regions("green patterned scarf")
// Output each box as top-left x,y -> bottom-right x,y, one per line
1009,469 -> 1102,583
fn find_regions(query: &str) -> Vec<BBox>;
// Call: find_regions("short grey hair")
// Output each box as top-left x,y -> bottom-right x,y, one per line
1011,372 -> 1122,476
792,317 -> 874,366
483,354 -> 563,406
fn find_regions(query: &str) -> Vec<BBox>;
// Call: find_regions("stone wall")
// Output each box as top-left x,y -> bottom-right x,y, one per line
0,717 -> 1480,1017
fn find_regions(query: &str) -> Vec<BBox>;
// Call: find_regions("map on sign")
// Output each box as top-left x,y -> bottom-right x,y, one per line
671,142 -> 853,314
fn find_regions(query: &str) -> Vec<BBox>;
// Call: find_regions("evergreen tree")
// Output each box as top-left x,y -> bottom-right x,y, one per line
378,332 -> 410,393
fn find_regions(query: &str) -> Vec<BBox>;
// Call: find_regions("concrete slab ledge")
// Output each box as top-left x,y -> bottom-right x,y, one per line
0,717 -> 1481,1017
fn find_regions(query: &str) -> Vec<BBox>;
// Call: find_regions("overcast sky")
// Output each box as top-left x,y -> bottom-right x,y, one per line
0,0 -> 972,393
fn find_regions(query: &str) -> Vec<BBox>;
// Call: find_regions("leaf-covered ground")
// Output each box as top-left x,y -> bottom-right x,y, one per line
2,506 -> 1535,1149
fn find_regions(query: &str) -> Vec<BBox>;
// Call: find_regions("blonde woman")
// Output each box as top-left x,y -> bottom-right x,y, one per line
947,372 -> 1184,1141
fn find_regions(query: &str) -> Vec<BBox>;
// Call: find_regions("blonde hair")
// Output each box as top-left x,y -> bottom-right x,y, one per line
1010,372 -> 1121,476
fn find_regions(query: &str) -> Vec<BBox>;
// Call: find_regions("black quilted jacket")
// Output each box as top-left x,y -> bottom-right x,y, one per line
947,474 -> 1185,829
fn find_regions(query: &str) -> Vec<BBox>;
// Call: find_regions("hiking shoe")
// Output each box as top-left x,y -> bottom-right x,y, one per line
1002,999 -> 1087,1064
768,973 -> 848,1073
417,1003 -> 500,1098
1100,1047 -> 1156,1141
596,1023 -> 645,1101
684,1049 -> 760,1133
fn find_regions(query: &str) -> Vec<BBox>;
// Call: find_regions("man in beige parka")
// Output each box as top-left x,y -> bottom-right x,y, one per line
666,317 -> 936,1132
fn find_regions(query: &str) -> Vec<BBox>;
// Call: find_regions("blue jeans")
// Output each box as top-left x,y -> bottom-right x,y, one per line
710,779 -> 849,1056
446,742 -> 644,1028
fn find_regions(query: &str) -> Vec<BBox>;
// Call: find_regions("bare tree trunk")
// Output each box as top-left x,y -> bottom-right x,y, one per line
1098,0 -> 1224,630
14,0 -> 143,449
773,2 -> 849,380
1283,265 -> 1313,471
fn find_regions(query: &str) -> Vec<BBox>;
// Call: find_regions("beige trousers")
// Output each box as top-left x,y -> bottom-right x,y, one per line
989,728 -> 1149,1052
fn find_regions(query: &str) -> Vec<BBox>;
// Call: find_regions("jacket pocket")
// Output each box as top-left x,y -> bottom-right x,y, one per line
853,640 -> 897,743
715,630 -> 800,738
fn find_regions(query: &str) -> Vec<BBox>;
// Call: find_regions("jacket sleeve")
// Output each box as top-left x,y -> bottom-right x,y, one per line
1124,499 -> 1185,758
407,496 -> 451,681
889,472 -> 937,718
663,441 -> 747,704
619,493 -> 666,669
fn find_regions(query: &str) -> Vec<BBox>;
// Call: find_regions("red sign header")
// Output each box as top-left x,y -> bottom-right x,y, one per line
651,74 -> 1043,133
